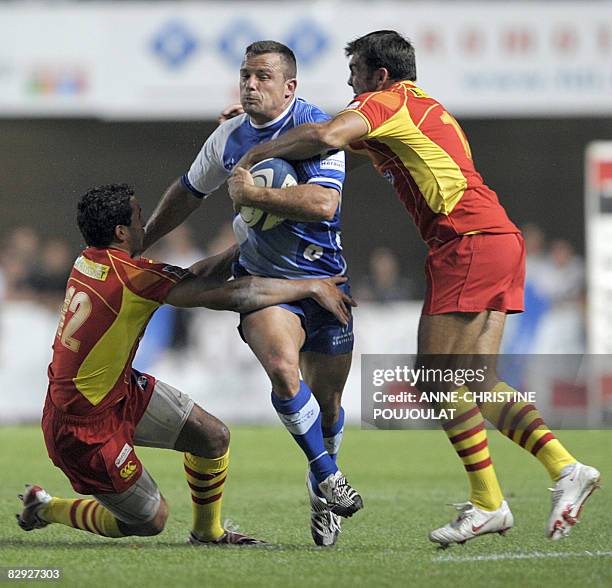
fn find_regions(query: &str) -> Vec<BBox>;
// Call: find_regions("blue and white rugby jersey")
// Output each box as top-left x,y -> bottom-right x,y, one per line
182,97 -> 347,279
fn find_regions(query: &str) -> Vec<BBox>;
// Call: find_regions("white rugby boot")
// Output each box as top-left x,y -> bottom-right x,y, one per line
429,500 -> 513,547
547,462 -> 601,540
318,471 -> 363,518
307,472 -> 341,546
16,484 -> 52,531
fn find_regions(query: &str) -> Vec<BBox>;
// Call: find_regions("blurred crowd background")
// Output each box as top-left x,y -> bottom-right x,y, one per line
1,0 -> 610,423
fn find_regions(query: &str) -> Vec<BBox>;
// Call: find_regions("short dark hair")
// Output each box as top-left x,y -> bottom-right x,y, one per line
77,183 -> 134,248
345,30 -> 416,82
245,40 -> 297,79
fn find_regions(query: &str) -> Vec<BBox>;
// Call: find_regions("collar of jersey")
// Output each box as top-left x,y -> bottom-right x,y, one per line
248,97 -> 296,129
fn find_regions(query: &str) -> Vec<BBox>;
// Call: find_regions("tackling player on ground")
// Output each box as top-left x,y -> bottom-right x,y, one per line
17,183 -> 354,545
230,30 -> 601,546
143,41 -> 363,547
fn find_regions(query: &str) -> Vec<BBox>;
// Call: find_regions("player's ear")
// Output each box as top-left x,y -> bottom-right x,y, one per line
114,224 -> 129,243
374,67 -> 390,90
285,78 -> 297,98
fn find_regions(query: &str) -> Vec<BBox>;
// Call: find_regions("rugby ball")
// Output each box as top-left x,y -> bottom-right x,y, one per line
239,158 -> 298,231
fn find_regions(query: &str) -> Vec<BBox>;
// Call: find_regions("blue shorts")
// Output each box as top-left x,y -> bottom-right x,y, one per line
233,262 -> 354,355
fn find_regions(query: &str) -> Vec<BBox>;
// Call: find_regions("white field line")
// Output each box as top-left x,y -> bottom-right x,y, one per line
435,550 -> 612,562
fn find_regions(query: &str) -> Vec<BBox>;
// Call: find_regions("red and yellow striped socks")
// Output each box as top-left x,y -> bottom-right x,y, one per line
442,389 -> 504,511
479,381 -> 576,480
184,451 -> 229,541
39,498 -> 123,537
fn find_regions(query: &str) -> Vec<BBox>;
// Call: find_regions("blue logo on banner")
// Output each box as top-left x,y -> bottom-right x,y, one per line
151,21 -> 198,69
218,20 -> 262,65
285,20 -> 329,66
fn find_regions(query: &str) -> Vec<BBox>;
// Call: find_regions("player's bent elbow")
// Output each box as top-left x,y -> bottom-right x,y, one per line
317,125 -> 345,150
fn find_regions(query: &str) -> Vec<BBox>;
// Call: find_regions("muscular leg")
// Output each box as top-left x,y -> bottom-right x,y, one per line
301,351 -> 352,432
301,352 -> 351,497
420,310 -> 576,494
175,404 -> 230,458
418,310 -> 506,511
242,306 -> 305,398
175,404 -> 231,541
28,468 -> 169,539
133,380 -> 232,542
242,307 -> 338,484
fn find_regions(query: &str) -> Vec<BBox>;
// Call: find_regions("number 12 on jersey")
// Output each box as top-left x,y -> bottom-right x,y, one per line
56,286 -> 92,352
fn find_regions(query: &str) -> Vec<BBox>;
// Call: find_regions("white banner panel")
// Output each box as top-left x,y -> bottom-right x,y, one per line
0,1 -> 611,118
586,141 -> 612,354
0,301 -> 421,423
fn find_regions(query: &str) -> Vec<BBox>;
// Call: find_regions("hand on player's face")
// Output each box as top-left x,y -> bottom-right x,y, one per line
311,276 -> 357,326
239,53 -> 295,124
228,166 -> 255,206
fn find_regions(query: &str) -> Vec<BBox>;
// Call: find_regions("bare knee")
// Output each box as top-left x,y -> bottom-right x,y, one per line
175,405 -> 230,458
266,356 -> 300,399
119,497 -> 169,537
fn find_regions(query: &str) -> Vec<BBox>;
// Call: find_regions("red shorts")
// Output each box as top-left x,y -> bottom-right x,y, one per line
423,233 -> 525,315
42,373 -> 155,495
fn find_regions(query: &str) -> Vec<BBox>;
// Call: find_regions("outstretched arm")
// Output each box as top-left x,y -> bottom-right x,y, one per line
144,178 -> 202,249
143,178 -> 203,252
165,275 -> 356,325
228,168 -> 339,222
188,244 -> 239,283
236,112 -> 369,169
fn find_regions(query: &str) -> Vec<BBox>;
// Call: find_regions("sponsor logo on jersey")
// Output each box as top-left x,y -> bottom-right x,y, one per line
136,375 -> 149,390
119,461 -> 138,480
162,264 -> 190,279
115,443 -> 133,467
320,151 -> 346,172
74,256 -> 110,281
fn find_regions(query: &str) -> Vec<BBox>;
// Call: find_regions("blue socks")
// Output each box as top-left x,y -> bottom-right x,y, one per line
309,407 -> 345,495
323,406 -> 345,464
271,381 -> 338,484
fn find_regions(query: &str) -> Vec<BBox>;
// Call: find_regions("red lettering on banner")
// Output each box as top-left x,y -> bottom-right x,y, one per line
502,29 -> 535,54
554,27 -> 579,53
420,30 -> 444,53
598,26 -> 611,52
460,29 -> 485,54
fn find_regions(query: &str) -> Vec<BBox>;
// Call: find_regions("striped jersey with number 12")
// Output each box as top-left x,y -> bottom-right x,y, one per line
47,247 -> 188,416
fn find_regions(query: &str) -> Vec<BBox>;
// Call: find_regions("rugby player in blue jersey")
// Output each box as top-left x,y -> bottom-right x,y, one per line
144,41 -> 363,546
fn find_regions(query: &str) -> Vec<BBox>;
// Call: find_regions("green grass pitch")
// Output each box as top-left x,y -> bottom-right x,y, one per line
1,426 -> 610,587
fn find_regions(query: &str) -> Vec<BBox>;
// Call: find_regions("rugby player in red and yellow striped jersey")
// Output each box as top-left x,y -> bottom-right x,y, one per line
233,30 -> 600,546
17,183 -> 355,546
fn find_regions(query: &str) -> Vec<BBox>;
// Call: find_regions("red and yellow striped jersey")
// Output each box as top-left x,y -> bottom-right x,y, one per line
47,247 -> 188,415
343,81 -> 519,245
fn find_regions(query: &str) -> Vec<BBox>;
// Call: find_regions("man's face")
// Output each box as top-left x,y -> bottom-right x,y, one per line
239,53 -> 295,123
124,197 -> 145,255
347,54 -> 377,97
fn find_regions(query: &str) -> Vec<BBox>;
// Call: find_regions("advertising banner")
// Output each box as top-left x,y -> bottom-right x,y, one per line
0,1 -> 610,118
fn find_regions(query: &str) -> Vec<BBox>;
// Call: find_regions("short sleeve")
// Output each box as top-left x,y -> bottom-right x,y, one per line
292,105 -> 345,192
111,254 -> 191,304
339,90 -> 404,137
185,120 -> 237,198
